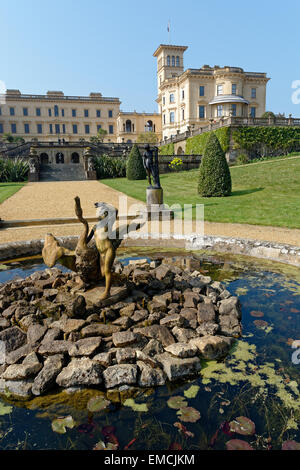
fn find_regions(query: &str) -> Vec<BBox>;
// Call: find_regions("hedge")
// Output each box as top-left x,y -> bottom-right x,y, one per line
186,127 -> 230,155
158,142 -> 175,155
126,144 -> 146,180
94,154 -> 126,179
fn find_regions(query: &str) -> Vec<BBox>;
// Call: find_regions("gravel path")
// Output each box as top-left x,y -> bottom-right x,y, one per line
0,181 -> 299,246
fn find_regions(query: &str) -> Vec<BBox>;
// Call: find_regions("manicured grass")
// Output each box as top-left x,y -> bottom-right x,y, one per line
0,183 -> 25,204
101,156 -> 300,229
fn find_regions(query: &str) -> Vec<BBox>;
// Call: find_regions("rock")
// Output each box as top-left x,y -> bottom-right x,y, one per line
69,337 -> 102,357
160,314 -> 184,328
196,323 -> 219,336
219,290 -> 231,300
137,361 -> 166,387
197,303 -> 216,324
152,292 -> 172,307
129,258 -> 149,266
38,341 -> 71,355
103,364 -> 138,388
93,351 -> 114,367
167,302 -> 181,313
112,331 -> 139,347
116,348 -> 136,364
23,286 -> 43,297
43,289 -> 59,300
23,352 -> 40,364
112,316 -> 133,329
219,297 -> 242,319
81,324 -> 121,338
136,350 -> 159,368
2,359 -> 42,380
119,303 -> 136,317
218,315 -> 242,337
147,311 -> 165,325
148,300 -> 167,315
135,325 -> 175,347
171,327 -> 197,343
164,342 -> 198,358
133,270 -> 153,284
50,316 -> 86,334
183,292 -> 200,308
189,335 -> 234,360
41,327 -> 62,343
0,378 -> 33,398
153,265 -> 174,285
86,313 -> 100,323
68,331 -> 81,342
27,324 -> 48,346
131,310 -> 148,323
32,355 -> 65,396
1,305 -> 17,318
70,295 -> 86,318
5,344 -> 33,365
155,353 -> 201,381
179,308 -> 198,329
0,318 -> 10,330
56,358 -> 102,387
142,339 -> 164,357
0,327 -> 27,364
19,314 -> 38,332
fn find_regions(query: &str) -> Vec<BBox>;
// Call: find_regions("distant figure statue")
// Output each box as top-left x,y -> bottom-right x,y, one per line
142,144 -> 161,189
29,158 -> 38,173
88,156 -> 96,171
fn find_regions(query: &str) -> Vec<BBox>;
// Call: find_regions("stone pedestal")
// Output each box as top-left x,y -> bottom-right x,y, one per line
145,187 -> 174,221
28,172 -> 39,182
86,170 -> 97,180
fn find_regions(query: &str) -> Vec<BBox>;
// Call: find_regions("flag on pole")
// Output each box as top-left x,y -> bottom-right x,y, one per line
167,20 -> 170,33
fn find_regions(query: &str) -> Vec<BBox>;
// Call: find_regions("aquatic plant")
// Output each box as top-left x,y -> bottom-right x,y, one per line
229,417 -> 256,436
167,396 -> 188,409
51,416 -> 75,434
176,407 -> 201,423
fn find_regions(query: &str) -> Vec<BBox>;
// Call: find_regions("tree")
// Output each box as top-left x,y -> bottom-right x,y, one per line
1,133 -> 25,144
136,132 -> 158,144
90,128 -> 108,144
261,111 -> 276,119
126,144 -> 146,180
198,132 -> 231,197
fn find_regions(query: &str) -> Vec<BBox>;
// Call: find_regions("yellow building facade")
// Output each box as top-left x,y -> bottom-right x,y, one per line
153,44 -> 270,140
116,111 -> 161,143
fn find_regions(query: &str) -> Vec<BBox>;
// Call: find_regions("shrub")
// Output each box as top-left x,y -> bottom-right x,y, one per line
126,144 -> 146,180
0,157 -> 29,182
169,157 -> 183,172
186,127 -> 230,155
94,154 -> 126,179
235,153 -> 249,165
198,133 -> 232,197
159,142 -> 175,155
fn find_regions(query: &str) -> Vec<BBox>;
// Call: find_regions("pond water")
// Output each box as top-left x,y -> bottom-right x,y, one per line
0,250 -> 299,450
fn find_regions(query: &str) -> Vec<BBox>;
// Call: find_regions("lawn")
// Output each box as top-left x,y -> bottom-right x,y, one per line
0,183 -> 25,204
101,156 -> 300,229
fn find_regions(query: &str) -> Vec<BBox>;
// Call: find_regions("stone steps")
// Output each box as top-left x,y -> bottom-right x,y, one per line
39,164 -> 86,181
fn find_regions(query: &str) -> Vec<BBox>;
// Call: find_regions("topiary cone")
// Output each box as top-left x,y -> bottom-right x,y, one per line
126,144 -> 146,180
198,132 -> 232,197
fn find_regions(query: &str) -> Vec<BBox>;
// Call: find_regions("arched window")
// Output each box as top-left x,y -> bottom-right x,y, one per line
71,152 -> 80,163
172,55 -> 175,66
56,152 -> 64,164
40,153 -> 49,165
176,56 -> 180,67
125,120 -> 132,133
145,120 -> 153,132
167,55 -> 170,66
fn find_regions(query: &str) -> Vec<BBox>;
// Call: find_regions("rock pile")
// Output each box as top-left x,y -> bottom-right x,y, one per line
0,257 -> 242,398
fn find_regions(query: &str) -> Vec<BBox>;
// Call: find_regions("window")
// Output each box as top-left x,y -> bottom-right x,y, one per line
108,110 -> 113,118
199,86 -> 205,96
49,124 -> 53,134
250,107 -> 256,118
172,55 -> 175,66
199,106 -> 205,119
163,114 -> 166,125
0,107 -> 2,116
169,93 -> 175,103
169,111 -> 175,123
84,109 -> 89,118
96,110 -> 101,118
73,124 -> 78,134
55,124 -> 60,134
162,96 -> 165,105
167,55 -> 170,66
182,108 -> 185,120
72,109 -> 76,117
251,88 -> 256,99
181,89 -> 185,100
61,109 -> 65,117
36,108 -> 41,117
85,124 -> 90,134
23,108 -> 28,116
37,124 -> 43,134
217,105 -> 223,117
231,104 -> 237,116
97,124 -> 102,132
62,124 -> 66,134
176,56 -> 180,67
54,105 -> 59,117
217,84 -> 223,95
109,125 -> 114,134
24,123 -> 30,134
232,84 -> 237,95
11,123 -> 17,133
48,109 -> 52,117
10,107 -> 15,116
0,123 -> 3,133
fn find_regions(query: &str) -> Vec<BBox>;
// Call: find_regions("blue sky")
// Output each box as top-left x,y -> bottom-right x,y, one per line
1,0 -> 300,115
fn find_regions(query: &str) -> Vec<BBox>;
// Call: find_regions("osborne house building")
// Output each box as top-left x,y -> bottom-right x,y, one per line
0,44 -> 269,145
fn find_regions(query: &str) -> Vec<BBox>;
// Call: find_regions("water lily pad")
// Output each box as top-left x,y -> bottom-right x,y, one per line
87,396 -> 110,412
184,385 -> 200,399
123,398 -> 148,412
177,407 -> 201,423
229,416 -> 256,436
0,401 -> 13,416
250,310 -> 264,318
253,319 -> 269,329
282,440 -> 300,450
94,440 -> 118,450
290,308 -> 300,314
167,396 -> 188,409
51,416 -> 75,434
0,264 -> 9,271
226,439 -> 254,450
